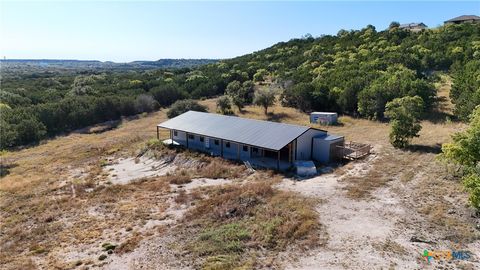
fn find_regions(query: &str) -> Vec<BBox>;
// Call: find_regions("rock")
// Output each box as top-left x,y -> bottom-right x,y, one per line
410,236 -> 435,244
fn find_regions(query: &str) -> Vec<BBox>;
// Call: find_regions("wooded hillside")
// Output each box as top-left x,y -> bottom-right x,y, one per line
1,23 -> 479,149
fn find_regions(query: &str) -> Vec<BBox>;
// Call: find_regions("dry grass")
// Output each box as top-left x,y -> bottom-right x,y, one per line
115,232 -> 143,255
0,110 -> 174,268
179,180 -> 325,269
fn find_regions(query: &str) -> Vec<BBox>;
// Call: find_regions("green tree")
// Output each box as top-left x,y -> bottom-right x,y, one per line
388,21 -> 400,29
253,69 -> 268,82
167,99 -> 208,118
450,60 -> 480,121
254,86 -> 276,115
385,96 -> 424,148
358,65 -> 434,119
216,96 -> 233,115
150,83 -> 186,107
135,94 -> 159,113
226,80 -> 254,112
441,106 -> 480,208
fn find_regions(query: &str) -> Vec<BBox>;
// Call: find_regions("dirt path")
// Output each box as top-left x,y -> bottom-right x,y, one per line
277,150 -> 480,269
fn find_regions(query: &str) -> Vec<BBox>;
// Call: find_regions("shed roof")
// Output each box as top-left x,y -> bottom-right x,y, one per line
445,15 -> 480,22
158,111 -> 321,151
315,134 -> 344,141
311,112 -> 338,115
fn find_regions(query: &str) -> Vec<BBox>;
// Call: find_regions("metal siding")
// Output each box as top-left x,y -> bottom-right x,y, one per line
158,111 -> 310,151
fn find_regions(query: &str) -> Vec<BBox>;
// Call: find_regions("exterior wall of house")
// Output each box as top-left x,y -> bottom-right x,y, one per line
206,138 -> 222,156
222,141 -> 239,159
296,129 -> 327,160
171,128 -> 334,168
172,130 -> 187,146
187,134 -> 204,151
239,144 -> 251,159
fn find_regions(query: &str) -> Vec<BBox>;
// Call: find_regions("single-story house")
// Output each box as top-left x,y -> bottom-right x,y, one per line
445,15 -> 480,25
399,22 -> 427,32
157,111 -> 344,170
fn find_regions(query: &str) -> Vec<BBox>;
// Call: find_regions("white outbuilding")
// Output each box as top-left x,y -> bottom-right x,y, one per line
310,112 -> 338,125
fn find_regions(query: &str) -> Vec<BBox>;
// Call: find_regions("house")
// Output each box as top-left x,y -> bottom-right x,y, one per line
444,15 -> 480,25
157,111 -> 344,170
399,23 -> 427,32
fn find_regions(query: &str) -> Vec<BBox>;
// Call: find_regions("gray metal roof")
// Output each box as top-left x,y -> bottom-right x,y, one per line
158,111 -> 314,150
399,22 -> 427,28
445,15 -> 480,22
315,134 -> 344,141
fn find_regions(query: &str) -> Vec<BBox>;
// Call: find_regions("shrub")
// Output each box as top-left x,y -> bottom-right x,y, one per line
134,94 -> 159,113
167,99 -> 207,118
216,96 -> 233,115
253,86 -> 277,115
150,83 -> 187,107
385,96 -> 424,148
441,106 -> 480,209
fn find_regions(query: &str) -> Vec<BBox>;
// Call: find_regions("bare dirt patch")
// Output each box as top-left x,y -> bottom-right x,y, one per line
105,156 -> 177,184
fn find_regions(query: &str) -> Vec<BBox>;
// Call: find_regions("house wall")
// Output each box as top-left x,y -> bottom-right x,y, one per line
239,145 -> 251,159
172,130 -> 187,146
296,129 -> 327,160
222,141 -> 239,159
187,134 -> 204,151
207,138 -> 222,156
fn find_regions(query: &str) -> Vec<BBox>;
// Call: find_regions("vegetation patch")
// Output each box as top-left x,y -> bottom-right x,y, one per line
178,181 -> 325,269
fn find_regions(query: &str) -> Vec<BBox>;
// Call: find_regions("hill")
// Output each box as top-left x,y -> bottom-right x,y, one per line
1,23 -> 479,149
0,58 -> 218,71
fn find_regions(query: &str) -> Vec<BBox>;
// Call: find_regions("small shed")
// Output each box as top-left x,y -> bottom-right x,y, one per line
310,112 -> 338,125
312,134 -> 344,163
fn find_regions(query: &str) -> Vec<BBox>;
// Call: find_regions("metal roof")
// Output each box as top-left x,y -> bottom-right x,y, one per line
445,15 -> 480,22
399,22 -> 427,28
315,134 -> 344,141
158,111 -> 315,151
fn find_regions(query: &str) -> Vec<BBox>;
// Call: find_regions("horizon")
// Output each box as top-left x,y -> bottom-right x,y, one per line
1,1 -> 479,62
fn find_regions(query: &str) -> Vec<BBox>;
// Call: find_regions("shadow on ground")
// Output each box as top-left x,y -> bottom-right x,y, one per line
0,163 -> 18,178
407,144 -> 442,154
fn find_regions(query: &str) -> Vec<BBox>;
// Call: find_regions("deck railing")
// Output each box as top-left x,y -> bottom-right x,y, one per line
334,141 -> 371,160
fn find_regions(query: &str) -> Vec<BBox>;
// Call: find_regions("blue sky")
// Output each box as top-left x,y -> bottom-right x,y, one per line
1,1 -> 479,62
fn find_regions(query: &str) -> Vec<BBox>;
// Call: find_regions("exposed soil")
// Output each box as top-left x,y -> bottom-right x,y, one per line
277,150 -> 480,270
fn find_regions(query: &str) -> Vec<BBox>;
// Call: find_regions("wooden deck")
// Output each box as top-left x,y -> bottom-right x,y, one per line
334,141 -> 371,160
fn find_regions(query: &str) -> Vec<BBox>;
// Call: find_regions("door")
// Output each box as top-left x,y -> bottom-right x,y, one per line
205,137 -> 210,148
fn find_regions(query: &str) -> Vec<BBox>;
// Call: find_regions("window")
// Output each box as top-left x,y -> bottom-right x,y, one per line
173,131 -> 178,136
200,136 -> 204,142
252,147 -> 258,153
188,134 -> 194,140
214,140 -> 219,145
226,142 -> 230,148
243,145 -> 248,152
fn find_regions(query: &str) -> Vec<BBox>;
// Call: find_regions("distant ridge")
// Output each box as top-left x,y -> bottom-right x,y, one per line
0,58 -> 219,69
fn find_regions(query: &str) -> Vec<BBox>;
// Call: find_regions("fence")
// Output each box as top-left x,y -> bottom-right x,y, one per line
334,141 -> 371,160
